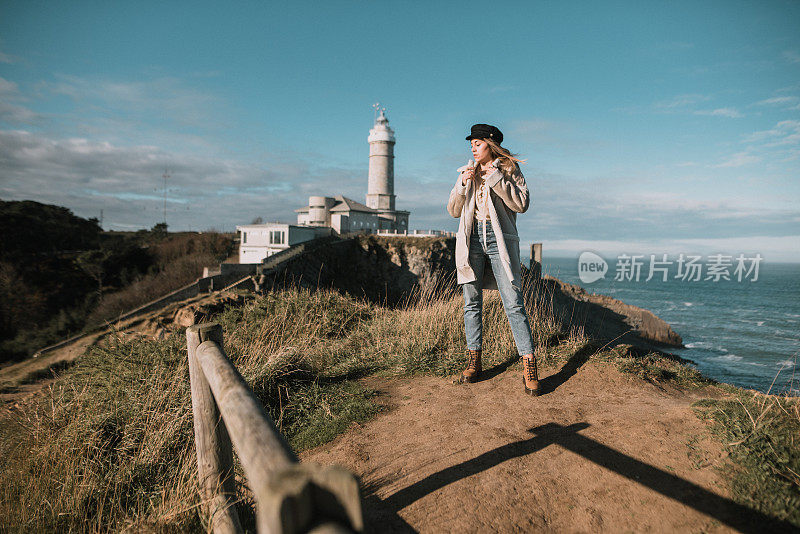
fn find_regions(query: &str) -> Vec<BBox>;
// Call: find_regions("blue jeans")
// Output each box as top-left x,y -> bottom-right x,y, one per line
463,220 -> 535,356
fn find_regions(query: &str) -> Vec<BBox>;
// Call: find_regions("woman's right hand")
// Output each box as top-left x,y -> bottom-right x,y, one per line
460,160 -> 476,186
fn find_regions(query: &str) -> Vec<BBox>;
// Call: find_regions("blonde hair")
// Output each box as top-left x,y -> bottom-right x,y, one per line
483,137 -> 526,175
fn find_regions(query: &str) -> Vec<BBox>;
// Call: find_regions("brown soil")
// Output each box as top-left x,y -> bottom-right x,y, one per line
302,361 -> 771,533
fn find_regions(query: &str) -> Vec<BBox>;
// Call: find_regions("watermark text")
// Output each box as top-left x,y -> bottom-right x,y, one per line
577,252 -> 763,284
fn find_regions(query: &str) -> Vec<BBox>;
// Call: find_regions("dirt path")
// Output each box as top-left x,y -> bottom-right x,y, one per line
0,333 -> 102,406
302,361 -> 775,533
0,291 -> 242,408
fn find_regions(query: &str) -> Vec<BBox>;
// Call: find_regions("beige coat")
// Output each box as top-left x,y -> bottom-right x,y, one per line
447,160 -> 530,290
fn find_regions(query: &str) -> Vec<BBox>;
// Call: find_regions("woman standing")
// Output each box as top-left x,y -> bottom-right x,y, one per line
447,124 -> 540,396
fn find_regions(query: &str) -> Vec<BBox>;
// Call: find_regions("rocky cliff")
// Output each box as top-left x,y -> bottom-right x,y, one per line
256,235 -> 456,306
253,234 -> 683,354
532,274 -> 685,358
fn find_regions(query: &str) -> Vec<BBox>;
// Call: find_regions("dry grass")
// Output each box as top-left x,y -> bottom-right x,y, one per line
693,391 -> 800,525
1,272 -> 796,531
0,334 -> 202,531
0,275 -> 565,532
85,232 -> 234,327
86,254 -> 221,326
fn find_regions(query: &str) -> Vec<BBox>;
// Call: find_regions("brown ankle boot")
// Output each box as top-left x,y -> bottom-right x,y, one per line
522,355 -> 540,396
459,349 -> 482,384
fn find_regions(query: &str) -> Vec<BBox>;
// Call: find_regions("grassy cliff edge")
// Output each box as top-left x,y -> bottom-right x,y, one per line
0,279 -> 797,531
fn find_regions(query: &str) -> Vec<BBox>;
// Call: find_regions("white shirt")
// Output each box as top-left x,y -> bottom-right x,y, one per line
474,172 -> 490,222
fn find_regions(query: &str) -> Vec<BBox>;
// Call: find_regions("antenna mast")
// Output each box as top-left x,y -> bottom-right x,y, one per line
162,169 -> 171,226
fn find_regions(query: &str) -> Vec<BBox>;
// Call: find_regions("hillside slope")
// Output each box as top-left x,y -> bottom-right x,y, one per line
1,237 -> 795,532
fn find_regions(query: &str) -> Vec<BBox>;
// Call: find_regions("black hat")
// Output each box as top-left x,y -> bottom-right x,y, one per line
466,123 -> 503,144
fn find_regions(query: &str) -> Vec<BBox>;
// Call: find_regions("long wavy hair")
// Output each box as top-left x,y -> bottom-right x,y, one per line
483,137 -> 526,175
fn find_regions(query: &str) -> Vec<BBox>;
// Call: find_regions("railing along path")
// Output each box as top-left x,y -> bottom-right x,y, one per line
186,323 -> 363,534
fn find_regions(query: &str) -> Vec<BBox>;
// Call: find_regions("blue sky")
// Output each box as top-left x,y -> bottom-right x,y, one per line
1,0 -> 799,261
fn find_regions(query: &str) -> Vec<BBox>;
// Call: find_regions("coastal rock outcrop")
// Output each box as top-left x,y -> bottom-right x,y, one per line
541,275 -> 684,351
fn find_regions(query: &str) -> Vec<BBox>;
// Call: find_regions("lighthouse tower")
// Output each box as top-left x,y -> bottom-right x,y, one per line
366,108 -> 396,212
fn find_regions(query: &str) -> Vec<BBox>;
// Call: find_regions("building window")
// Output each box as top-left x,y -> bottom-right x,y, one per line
269,230 -> 285,245
242,231 -> 247,243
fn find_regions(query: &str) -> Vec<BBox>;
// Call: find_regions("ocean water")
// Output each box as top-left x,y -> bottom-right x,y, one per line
533,256 -> 800,395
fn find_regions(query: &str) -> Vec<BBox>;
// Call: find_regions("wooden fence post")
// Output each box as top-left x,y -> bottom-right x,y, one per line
188,321 -> 364,533
187,323 -> 243,534
530,243 -> 542,279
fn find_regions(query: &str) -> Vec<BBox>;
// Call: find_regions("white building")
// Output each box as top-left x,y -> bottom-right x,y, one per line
237,108 -> 412,264
295,108 -> 409,233
295,194 -> 405,234
236,223 -> 331,264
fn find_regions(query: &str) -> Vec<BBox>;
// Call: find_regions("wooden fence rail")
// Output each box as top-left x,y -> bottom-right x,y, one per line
186,323 -> 364,534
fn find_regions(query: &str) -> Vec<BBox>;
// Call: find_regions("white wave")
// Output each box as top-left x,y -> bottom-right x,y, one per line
685,341 -> 729,354
711,354 -> 743,362
774,330 -> 799,338
734,318 -> 767,326
686,341 -> 712,349
683,302 -> 693,307
776,359 -> 796,368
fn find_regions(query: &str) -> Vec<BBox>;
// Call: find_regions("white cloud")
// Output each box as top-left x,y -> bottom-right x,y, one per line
756,96 -> 799,106
715,120 -> 800,171
507,117 -> 602,156
776,83 -> 800,93
44,74 -> 226,130
2,127 -> 796,261
711,151 -> 761,168
500,165 -> 800,260
744,120 -> 800,147
0,77 -> 17,93
510,118 -> 561,137
0,129 -> 368,232
783,50 -> 800,64
0,101 -> 38,124
655,94 -> 711,110
651,94 -> 747,118
0,76 -> 39,124
487,85 -> 518,93
694,107 -> 743,118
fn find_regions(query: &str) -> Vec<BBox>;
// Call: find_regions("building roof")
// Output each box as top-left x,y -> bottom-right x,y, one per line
329,195 -> 377,213
236,222 -> 290,229
295,195 -> 378,214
